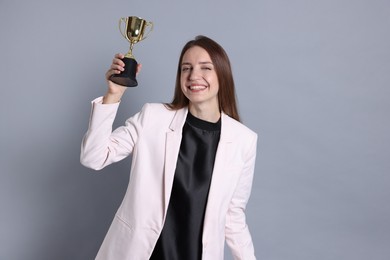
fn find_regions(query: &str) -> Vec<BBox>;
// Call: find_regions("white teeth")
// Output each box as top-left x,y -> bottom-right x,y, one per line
189,85 -> 206,90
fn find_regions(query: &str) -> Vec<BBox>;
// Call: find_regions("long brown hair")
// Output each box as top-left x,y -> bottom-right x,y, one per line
167,35 -> 240,122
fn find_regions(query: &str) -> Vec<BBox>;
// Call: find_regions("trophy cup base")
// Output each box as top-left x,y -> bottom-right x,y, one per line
110,57 -> 138,87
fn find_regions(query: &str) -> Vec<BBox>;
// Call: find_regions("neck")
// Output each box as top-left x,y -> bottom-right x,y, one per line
188,103 -> 221,123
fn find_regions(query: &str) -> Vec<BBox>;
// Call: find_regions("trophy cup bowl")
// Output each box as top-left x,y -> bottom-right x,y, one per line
110,16 -> 153,87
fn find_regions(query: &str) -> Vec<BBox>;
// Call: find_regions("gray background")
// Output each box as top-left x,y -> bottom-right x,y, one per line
1,0 -> 389,259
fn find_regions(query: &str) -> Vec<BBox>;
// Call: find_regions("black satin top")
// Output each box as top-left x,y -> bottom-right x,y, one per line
150,112 -> 221,260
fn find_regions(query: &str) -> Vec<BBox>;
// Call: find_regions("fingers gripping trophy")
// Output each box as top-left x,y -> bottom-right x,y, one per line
110,16 -> 153,87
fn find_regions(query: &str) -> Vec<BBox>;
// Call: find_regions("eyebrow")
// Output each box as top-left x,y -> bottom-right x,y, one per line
181,61 -> 213,66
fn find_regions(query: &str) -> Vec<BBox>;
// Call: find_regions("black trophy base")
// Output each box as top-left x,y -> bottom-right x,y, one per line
110,57 -> 138,87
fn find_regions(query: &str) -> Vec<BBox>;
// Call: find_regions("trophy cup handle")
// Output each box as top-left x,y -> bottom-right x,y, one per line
140,21 -> 154,41
119,17 -> 128,40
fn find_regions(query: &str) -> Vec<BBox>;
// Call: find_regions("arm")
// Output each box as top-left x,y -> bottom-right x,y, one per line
225,134 -> 258,260
80,98 -> 133,170
80,53 -> 142,170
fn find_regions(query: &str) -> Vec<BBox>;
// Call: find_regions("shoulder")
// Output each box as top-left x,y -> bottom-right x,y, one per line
140,102 -> 170,112
135,103 -> 184,127
138,103 -> 176,117
222,114 -> 257,140
222,114 -> 258,163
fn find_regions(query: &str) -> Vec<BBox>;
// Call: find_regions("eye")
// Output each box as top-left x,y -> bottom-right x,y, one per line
182,66 -> 191,72
201,66 -> 212,70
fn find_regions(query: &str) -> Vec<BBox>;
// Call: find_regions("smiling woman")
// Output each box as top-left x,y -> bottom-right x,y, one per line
180,46 -> 220,122
168,36 -> 240,122
80,35 -> 258,260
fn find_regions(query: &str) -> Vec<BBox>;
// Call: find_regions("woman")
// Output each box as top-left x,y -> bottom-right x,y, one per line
81,35 -> 257,260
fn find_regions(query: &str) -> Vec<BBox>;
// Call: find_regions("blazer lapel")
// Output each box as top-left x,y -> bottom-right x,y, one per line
202,113 -> 235,239
163,107 -> 188,214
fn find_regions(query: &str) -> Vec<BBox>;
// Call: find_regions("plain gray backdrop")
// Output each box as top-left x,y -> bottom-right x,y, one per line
1,0 -> 389,259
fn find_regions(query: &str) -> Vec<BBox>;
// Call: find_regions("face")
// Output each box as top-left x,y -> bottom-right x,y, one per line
180,46 -> 219,112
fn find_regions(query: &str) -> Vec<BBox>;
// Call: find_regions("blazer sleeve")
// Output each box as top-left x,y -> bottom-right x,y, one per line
225,133 -> 258,260
80,97 -> 147,170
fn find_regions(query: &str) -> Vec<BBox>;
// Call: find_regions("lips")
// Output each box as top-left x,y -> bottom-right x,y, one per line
188,84 -> 207,90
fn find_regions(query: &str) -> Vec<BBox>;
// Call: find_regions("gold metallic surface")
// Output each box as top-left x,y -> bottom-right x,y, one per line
119,16 -> 153,59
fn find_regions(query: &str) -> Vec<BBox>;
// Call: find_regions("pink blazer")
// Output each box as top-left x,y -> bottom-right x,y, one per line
80,97 -> 258,260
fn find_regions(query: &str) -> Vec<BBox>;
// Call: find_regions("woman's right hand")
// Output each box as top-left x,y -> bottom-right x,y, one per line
103,53 -> 142,104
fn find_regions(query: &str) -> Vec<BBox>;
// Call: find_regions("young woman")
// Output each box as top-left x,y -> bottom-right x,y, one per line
81,35 -> 258,260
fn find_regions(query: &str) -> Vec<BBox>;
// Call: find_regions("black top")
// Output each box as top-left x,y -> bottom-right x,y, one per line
150,112 -> 221,260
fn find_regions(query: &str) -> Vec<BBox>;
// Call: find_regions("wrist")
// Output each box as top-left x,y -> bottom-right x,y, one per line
103,92 -> 123,104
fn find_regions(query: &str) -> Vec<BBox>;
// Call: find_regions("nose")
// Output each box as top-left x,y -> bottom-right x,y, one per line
189,68 -> 201,81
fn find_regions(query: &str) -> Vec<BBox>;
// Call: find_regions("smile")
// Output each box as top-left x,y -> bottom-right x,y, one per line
188,85 -> 207,90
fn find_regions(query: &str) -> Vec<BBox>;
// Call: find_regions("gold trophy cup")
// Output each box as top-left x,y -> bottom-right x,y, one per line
110,16 -> 153,87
